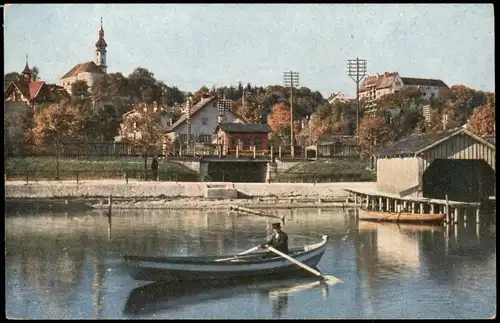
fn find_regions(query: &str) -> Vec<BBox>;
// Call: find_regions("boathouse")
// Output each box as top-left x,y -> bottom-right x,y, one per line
375,128 -> 495,202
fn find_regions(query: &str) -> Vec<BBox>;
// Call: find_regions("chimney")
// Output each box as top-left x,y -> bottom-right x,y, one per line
442,113 -> 448,131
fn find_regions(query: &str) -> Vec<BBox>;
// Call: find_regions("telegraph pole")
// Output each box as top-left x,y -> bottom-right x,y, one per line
347,58 -> 367,133
283,71 -> 299,157
183,97 -> 192,151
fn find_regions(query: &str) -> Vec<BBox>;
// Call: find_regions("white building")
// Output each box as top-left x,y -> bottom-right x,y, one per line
60,18 -> 108,94
166,95 -> 247,144
359,72 -> 449,104
327,92 -> 349,105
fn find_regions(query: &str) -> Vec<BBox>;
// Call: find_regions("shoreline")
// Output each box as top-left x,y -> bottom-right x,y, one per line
5,181 -> 374,213
5,197 -> 360,213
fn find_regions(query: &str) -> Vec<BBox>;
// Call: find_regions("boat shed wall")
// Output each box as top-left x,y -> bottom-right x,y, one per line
376,156 -> 420,196
418,132 -> 495,171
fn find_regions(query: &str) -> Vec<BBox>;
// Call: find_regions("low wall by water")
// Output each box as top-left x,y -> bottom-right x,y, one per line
5,180 -> 377,199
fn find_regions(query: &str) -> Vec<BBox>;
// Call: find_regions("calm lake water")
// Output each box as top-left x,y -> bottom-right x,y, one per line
5,208 -> 496,319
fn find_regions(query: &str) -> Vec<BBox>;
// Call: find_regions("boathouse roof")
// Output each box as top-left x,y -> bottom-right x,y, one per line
376,128 -> 495,157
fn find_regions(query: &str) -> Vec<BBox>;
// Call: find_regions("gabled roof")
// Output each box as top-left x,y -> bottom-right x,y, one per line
317,134 -> 358,145
377,128 -> 495,157
214,123 -> 272,134
483,135 -> 495,145
61,61 -> 105,79
360,72 -> 400,92
29,81 -> 45,99
400,77 -> 448,88
166,96 -> 217,132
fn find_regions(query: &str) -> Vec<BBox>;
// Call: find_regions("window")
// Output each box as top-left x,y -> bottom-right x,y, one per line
242,136 -> 251,151
254,136 -> 262,151
198,134 -> 212,143
201,118 -> 209,126
230,136 -> 239,150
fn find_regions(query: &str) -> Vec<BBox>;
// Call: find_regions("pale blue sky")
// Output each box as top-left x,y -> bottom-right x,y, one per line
4,3 -> 495,98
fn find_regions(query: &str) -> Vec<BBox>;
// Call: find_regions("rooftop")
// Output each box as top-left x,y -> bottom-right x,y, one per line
376,128 -> 494,157
215,123 -> 272,133
61,61 -> 105,79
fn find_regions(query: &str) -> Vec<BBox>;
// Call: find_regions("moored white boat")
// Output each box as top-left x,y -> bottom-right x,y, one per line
123,235 -> 328,282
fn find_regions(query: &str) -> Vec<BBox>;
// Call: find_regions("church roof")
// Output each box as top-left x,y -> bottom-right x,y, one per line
61,61 -> 105,79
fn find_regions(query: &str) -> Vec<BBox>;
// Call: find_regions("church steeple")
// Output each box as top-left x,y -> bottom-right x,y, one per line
95,17 -> 107,73
22,54 -> 34,81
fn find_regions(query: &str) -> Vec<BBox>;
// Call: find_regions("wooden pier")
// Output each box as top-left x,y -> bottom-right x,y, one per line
344,188 -> 483,225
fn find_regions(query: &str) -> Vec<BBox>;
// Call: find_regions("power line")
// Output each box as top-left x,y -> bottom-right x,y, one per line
283,70 -> 299,158
347,58 -> 367,133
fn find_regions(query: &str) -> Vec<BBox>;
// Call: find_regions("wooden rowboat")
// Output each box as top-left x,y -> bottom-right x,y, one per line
123,235 -> 328,282
358,208 -> 445,224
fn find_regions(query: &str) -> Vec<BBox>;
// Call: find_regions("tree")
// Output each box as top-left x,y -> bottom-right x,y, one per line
120,104 -> 169,152
467,104 -> 495,137
4,72 -> 20,90
28,100 -> 82,151
376,87 -> 424,111
300,114 -> 328,145
267,103 -> 291,133
357,115 -> 396,159
31,66 -> 40,81
192,86 -> 210,104
4,103 -> 34,155
71,80 -> 92,107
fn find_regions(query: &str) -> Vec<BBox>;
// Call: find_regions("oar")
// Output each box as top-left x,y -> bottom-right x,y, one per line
267,246 -> 342,283
214,246 -> 260,262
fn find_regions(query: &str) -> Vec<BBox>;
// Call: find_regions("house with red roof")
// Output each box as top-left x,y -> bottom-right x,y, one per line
4,58 -> 70,111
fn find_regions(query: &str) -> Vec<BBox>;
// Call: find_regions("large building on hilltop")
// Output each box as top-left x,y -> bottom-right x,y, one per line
359,72 -> 449,111
60,18 -> 108,94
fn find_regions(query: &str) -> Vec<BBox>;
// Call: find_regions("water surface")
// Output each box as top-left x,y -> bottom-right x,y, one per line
5,208 -> 496,319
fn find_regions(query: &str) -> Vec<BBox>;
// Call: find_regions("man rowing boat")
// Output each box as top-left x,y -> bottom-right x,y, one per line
259,222 -> 289,254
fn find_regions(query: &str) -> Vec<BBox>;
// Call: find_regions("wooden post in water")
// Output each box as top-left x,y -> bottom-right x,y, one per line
476,208 -> 480,224
445,194 -> 450,222
454,208 -> 459,224
411,202 -> 415,214
394,199 -> 398,213
430,204 -> 435,214
386,198 -> 390,212
371,196 -> 375,210
419,203 -> 424,214
107,195 -> 112,218
379,197 -> 383,211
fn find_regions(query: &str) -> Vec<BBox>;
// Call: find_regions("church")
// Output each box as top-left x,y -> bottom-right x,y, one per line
60,18 -> 108,94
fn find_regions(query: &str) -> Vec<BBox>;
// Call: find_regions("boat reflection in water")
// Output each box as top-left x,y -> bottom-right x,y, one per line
124,270 -> 340,318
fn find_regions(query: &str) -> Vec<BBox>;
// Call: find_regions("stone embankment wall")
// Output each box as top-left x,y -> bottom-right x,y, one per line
5,180 -> 376,199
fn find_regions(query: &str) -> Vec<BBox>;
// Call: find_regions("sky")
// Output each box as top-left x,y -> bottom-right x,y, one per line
4,4 -> 495,98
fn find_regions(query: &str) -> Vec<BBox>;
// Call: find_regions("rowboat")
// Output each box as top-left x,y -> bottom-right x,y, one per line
124,271 -> 334,316
123,235 -> 328,282
358,208 -> 445,224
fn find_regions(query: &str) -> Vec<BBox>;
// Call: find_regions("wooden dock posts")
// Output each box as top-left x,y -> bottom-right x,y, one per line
344,188 -> 483,225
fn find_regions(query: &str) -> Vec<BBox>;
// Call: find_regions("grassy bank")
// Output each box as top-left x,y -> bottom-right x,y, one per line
276,158 -> 376,183
5,157 -> 200,181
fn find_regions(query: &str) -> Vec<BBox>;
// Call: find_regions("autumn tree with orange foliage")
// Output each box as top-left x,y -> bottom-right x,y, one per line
120,104 -> 172,154
267,103 -> 304,146
467,104 -> 495,136
357,115 -> 396,159
267,103 -> 291,132
27,100 -> 82,152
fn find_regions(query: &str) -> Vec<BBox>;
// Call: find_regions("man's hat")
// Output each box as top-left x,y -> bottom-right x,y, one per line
272,222 -> 281,229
